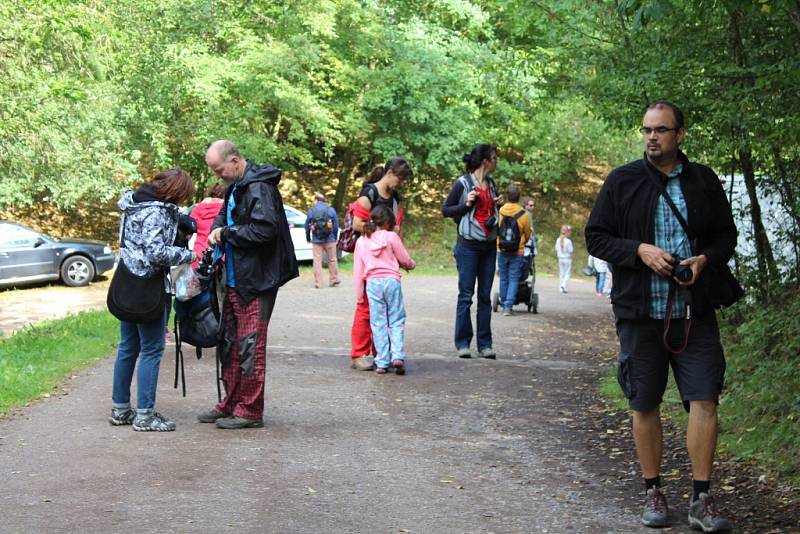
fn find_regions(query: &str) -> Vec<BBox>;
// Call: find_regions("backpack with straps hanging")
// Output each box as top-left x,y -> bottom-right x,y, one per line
498,210 -> 526,253
310,204 -> 333,240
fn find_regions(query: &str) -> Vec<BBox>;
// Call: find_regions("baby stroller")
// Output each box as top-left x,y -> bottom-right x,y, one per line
492,245 -> 539,314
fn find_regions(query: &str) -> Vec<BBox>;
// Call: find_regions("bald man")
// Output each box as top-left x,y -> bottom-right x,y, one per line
198,140 -> 299,429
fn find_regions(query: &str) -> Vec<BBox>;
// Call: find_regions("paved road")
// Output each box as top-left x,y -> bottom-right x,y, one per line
0,273 -> 675,533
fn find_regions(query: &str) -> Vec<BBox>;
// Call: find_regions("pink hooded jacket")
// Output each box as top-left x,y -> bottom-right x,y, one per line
353,229 -> 416,303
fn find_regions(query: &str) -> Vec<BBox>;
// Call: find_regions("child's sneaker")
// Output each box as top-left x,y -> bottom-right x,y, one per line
392,359 -> 405,375
375,367 -> 388,375
109,407 -> 135,426
132,412 -> 176,432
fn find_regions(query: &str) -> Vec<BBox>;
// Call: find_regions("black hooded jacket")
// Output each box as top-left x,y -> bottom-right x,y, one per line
585,151 -> 737,319
212,161 -> 299,303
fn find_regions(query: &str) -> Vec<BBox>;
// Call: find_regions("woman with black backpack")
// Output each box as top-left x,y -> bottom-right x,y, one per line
441,144 -> 501,359
108,168 -> 196,432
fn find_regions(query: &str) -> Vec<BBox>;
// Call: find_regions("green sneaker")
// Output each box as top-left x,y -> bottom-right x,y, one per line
688,493 -> 732,532
215,416 -> 264,429
197,409 -> 226,423
641,486 -> 669,527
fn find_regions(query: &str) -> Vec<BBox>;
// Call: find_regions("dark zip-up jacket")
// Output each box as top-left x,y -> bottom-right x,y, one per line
212,161 -> 299,303
585,151 -> 737,319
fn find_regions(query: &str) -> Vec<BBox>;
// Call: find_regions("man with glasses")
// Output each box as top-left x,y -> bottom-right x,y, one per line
585,101 -> 737,531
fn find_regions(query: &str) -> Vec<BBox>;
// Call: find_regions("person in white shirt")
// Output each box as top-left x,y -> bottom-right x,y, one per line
555,224 -> 573,293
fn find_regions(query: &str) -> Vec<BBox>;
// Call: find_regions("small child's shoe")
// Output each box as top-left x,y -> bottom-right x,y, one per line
375,367 -> 388,375
392,359 -> 405,375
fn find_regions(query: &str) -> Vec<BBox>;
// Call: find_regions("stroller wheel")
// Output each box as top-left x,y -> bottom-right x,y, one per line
492,291 -> 499,312
530,293 -> 539,314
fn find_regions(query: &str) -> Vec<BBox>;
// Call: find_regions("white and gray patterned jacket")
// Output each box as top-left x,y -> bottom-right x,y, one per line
116,187 -> 193,281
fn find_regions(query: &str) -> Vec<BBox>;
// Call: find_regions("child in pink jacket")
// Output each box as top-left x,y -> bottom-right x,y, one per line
353,205 -> 416,374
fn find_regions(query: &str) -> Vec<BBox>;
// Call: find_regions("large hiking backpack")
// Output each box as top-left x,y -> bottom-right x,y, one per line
498,210 -> 526,253
172,247 -> 222,397
310,205 -> 333,240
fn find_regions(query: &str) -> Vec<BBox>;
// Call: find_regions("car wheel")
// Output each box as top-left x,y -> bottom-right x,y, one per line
61,255 -> 95,287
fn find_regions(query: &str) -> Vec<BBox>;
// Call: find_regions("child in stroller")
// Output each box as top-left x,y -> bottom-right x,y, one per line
492,244 -> 539,313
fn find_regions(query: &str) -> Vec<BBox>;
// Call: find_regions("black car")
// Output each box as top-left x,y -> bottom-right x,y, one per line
0,220 -> 116,288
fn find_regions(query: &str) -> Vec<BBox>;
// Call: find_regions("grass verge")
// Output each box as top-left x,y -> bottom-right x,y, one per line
0,310 -> 118,416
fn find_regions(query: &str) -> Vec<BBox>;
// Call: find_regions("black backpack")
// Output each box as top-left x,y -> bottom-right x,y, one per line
498,210 -> 526,253
310,205 -> 333,240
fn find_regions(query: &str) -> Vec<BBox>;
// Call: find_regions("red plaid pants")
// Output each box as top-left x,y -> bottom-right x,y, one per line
215,288 -> 277,419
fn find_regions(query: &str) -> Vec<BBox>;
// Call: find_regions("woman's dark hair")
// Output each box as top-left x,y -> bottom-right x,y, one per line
362,157 -> 413,186
463,144 -> 497,172
205,181 -> 227,199
152,168 -> 195,205
362,204 -> 396,237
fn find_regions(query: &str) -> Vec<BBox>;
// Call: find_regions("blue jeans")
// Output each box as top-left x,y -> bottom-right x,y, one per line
111,309 -> 168,414
596,271 -> 607,293
454,241 -> 496,351
497,252 -> 525,310
366,278 -> 406,369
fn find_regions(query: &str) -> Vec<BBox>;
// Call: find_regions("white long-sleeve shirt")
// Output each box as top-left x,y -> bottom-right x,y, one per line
555,236 -> 573,260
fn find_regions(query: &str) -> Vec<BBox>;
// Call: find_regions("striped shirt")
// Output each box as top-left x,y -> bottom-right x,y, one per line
650,164 -> 692,319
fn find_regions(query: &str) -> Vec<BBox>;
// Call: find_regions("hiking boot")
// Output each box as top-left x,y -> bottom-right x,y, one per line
132,412 -> 176,432
457,347 -> 472,359
392,359 -> 405,375
479,347 -> 497,359
109,407 -> 135,426
351,355 -> 375,371
641,486 -> 669,528
197,409 -> 226,423
215,416 -> 264,429
688,492 -> 732,532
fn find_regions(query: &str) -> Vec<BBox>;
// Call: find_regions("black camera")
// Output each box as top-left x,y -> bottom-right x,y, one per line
196,247 -> 215,279
175,214 -> 197,248
671,256 -> 693,283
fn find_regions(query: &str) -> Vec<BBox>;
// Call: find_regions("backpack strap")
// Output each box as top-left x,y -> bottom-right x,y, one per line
514,209 -> 526,220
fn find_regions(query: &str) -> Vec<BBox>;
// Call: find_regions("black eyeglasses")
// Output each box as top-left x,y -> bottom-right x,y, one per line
640,126 -> 679,135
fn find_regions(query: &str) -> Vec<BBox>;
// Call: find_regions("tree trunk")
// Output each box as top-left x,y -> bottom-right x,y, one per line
332,148 -> 356,216
739,147 -> 778,297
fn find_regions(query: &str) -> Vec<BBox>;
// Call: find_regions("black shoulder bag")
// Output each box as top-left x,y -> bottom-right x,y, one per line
107,215 -> 169,324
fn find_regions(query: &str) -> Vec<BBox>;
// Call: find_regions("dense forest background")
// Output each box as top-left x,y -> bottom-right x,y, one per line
1,0 -> 798,480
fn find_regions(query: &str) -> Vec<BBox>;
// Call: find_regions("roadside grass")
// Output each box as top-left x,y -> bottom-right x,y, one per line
599,288 -> 800,487
0,310 -> 118,416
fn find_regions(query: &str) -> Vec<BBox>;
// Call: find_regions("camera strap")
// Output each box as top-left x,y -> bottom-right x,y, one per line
646,163 -> 695,353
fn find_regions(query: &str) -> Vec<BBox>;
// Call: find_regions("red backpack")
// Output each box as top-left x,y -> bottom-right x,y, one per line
337,203 -> 358,253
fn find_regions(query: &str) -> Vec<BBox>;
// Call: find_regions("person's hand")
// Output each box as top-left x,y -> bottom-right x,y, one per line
637,243 -> 674,278
465,189 -> 477,207
675,254 -> 708,286
495,194 -> 505,205
207,228 -> 223,246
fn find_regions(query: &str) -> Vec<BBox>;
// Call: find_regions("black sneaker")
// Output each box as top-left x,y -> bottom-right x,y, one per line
109,407 -> 135,426
642,486 -> 669,527
688,492 -> 732,532
132,412 -> 176,432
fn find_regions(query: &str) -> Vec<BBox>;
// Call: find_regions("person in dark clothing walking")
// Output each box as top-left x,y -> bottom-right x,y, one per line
198,140 -> 299,430
585,101 -> 736,532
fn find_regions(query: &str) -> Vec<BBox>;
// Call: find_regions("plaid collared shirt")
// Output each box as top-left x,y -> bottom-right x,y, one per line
650,163 -> 692,319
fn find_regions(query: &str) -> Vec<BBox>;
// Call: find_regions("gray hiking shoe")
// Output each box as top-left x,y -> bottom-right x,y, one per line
351,355 -> 375,371
478,347 -> 496,359
215,416 -> 264,429
688,492 -> 732,532
197,409 -> 226,423
642,486 -> 669,527
109,407 -> 135,426
457,347 -> 472,359
132,411 -> 176,432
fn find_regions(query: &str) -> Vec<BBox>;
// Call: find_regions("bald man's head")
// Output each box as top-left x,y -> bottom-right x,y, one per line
206,140 -> 245,181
